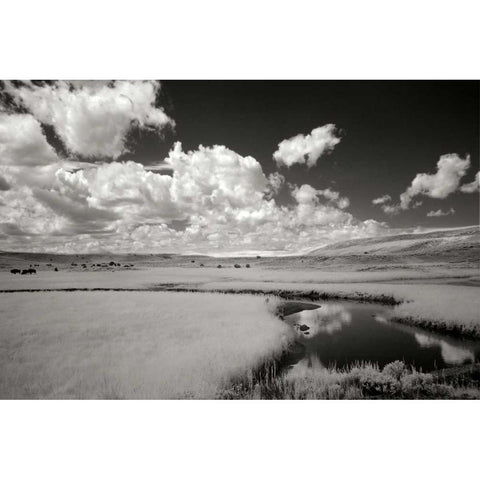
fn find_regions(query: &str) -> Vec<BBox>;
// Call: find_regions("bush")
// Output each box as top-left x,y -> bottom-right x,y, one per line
383,360 -> 407,380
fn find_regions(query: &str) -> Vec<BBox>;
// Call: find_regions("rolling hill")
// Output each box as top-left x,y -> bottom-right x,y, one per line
306,226 -> 479,263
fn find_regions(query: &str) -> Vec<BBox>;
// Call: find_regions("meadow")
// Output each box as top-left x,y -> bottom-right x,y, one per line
1,233 -> 478,399
0,291 -> 292,399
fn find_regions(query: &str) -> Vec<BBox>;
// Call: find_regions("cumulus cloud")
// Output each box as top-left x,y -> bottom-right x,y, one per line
380,204 -> 401,215
399,154 -> 470,209
291,184 -> 350,210
4,81 -> 173,159
0,90 -> 387,255
317,188 -> 350,209
460,171 -> 479,193
273,124 -> 341,168
373,154 -> 472,215
426,208 -> 455,217
372,194 -> 391,205
0,136 -> 386,253
0,113 -> 59,166
166,142 -> 268,213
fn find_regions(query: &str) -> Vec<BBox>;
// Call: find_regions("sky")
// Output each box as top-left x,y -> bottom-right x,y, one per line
0,80 -> 478,255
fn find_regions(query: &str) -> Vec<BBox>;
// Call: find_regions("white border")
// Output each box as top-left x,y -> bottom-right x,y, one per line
1,400 -> 479,479
1,1 -> 479,79
1,2 -> 479,479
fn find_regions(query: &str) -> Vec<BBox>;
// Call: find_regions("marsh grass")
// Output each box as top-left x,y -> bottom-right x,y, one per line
0,291 -> 293,399
218,360 -> 480,399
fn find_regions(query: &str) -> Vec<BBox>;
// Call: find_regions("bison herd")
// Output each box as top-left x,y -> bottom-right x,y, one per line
10,268 -> 36,275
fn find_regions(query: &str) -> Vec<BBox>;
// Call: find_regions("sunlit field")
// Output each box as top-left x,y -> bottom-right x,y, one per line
1,240 -> 478,399
0,291 -> 292,399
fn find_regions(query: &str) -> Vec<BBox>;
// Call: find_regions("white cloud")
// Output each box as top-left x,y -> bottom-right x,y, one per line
0,113 -> 59,166
426,208 -> 455,217
166,142 -> 268,214
460,171 -> 479,193
399,154 -> 470,209
273,124 -> 341,168
5,81 -> 173,159
291,184 -> 350,210
381,203 -> 402,215
316,188 -> 350,209
372,194 -> 391,205
0,138 -> 387,253
373,154 -> 472,216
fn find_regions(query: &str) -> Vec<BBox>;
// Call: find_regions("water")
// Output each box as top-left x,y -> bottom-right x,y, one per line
280,300 -> 480,373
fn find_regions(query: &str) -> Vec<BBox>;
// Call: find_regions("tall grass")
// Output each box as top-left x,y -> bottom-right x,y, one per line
218,360 -> 480,399
0,291 -> 293,399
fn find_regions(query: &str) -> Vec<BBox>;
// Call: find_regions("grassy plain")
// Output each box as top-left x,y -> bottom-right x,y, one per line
0,226 -> 478,398
0,291 -> 291,399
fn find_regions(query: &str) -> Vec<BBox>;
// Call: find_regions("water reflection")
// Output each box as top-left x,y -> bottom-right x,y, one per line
288,355 -> 325,378
414,333 -> 475,365
280,300 -> 480,373
286,304 -> 352,336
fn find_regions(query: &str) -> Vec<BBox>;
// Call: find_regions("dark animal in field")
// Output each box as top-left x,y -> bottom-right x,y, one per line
54,267 -> 58,271
256,255 -> 261,259
217,265 -> 222,268
191,260 -> 195,263
200,263 -> 204,267
21,268 -> 36,275
10,269 -> 20,274
234,264 -> 241,268
109,261 -> 115,266
245,264 -> 250,268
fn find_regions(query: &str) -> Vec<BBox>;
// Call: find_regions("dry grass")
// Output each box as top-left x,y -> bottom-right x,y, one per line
0,291 -> 293,399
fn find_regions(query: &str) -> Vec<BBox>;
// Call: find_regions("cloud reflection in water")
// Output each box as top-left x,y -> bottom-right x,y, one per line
287,304 -> 352,337
414,333 -> 474,365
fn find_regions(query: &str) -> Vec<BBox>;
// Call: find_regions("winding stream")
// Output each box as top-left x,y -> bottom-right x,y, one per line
280,300 -> 480,373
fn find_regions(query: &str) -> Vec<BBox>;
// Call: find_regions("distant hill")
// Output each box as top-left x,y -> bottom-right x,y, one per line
306,226 -> 479,262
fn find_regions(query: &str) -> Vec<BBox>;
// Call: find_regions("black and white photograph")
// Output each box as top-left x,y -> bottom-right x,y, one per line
1,1 -> 479,479
1,79 -> 479,400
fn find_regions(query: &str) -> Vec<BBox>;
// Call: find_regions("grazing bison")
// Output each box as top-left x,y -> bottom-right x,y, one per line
10,269 -> 21,274
234,264 -> 241,268
21,268 -> 36,275
217,265 -> 222,268
54,267 -> 58,271
245,264 -> 250,268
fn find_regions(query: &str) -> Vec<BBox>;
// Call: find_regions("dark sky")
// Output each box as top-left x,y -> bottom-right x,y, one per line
123,80 -> 479,228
